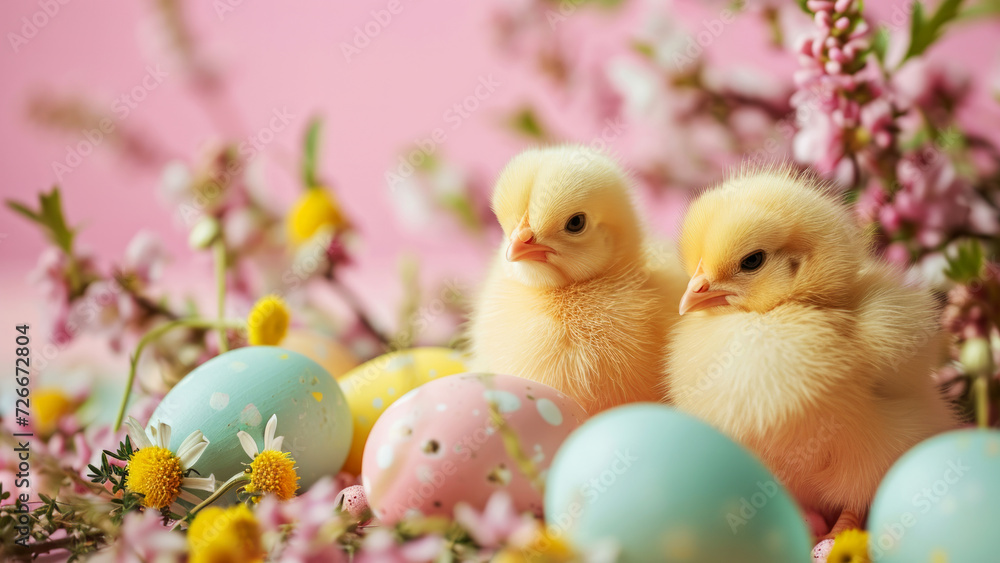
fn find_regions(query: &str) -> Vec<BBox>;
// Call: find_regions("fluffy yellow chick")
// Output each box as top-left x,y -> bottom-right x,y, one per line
469,146 -> 688,414
667,165 -> 957,538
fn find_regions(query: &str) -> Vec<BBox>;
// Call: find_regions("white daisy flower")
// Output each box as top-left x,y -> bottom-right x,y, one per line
237,414 -> 299,501
123,416 -> 216,512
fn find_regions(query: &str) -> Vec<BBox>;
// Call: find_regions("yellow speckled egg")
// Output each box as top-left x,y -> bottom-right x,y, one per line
280,329 -> 359,379
340,347 -> 468,474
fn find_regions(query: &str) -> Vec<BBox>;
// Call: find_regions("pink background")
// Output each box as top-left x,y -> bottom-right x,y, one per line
1,1 -> 999,376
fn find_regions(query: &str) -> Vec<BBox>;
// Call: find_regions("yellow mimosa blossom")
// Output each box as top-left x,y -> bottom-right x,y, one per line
286,188 -> 346,246
247,295 -> 290,346
33,387 -> 75,436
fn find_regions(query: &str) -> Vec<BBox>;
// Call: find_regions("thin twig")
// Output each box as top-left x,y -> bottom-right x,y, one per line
113,317 -> 244,431
327,273 -> 391,349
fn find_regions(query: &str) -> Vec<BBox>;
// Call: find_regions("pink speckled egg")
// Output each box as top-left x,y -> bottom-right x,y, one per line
361,373 -> 587,524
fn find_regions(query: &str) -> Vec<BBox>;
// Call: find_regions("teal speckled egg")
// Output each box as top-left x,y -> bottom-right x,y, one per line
148,346 -> 352,503
868,428 -> 1000,562
544,404 -> 811,563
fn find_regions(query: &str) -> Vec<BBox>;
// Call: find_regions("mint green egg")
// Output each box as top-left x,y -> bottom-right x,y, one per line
868,428 -> 1000,562
545,404 -> 812,563
148,346 -> 352,503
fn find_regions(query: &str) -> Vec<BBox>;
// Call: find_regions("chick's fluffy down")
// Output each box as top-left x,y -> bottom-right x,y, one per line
667,165 -> 956,521
469,146 -> 688,413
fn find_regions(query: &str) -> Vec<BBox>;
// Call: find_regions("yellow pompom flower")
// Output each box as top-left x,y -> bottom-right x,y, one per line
238,414 -> 300,502
188,504 -> 264,563
247,295 -> 290,346
493,527 -> 577,563
828,529 -> 871,563
286,188 -> 347,246
123,417 -> 215,511
33,388 -> 75,436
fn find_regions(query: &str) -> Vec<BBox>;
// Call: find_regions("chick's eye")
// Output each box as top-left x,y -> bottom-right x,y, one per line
740,251 -> 765,272
565,213 -> 586,234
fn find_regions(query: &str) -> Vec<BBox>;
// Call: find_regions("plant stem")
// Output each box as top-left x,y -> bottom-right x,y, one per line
114,317 -> 245,431
327,273 -> 390,349
8,532 -> 105,561
214,238 -> 229,353
974,374 -> 990,428
185,472 -> 250,519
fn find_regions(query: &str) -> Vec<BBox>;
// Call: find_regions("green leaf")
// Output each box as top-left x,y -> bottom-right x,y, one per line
506,107 -> 548,141
6,187 -> 76,255
903,0 -> 965,63
795,0 -> 810,13
943,239 -> 984,283
631,40 -> 655,59
959,0 -> 1000,19
872,26 -> 890,65
302,117 -> 322,189
439,193 -> 480,232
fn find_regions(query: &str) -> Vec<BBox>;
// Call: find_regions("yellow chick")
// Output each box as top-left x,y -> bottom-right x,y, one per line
667,165 -> 957,538
469,146 -> 688,414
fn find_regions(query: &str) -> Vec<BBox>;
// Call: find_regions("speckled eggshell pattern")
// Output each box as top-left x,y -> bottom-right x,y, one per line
868,428 -> 1000,562
545,404 -> 812,563
148,346 -> 353,504
362,372 -> 587,524
340,347 -> 469,475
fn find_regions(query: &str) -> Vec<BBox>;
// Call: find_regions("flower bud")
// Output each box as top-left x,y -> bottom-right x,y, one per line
189,216 -> 221,249
960,337 -> 994,377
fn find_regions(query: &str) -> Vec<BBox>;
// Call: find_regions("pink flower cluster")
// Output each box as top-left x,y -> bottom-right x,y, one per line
30,232 -> 169,352
943,263 -> 1000,340
792,0 -> 889,184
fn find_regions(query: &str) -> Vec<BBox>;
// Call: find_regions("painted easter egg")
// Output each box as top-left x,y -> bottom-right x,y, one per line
362,372 -> 587,524
340,347 -> 468,474
148,346 -> 352,503
868,428 -> 1000,562
545,404 -> 812,563
280,328 -> 359,379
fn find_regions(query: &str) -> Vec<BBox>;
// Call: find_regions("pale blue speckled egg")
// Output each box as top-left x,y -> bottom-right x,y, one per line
148,346 -> 352,503
545,404 -> 812,563
868,428 -> 1000,562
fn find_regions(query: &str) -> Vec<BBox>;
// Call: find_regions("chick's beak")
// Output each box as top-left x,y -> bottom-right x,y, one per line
506,215 -> 554,263
679,260 -> 734,315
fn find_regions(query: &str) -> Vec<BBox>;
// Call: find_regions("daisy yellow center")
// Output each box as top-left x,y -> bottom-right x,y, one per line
188,504 -> 264,563
286,188 -> 346,246
247,295 -> 290,346
126,446 -> 183,510
245,450 -> 299,501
